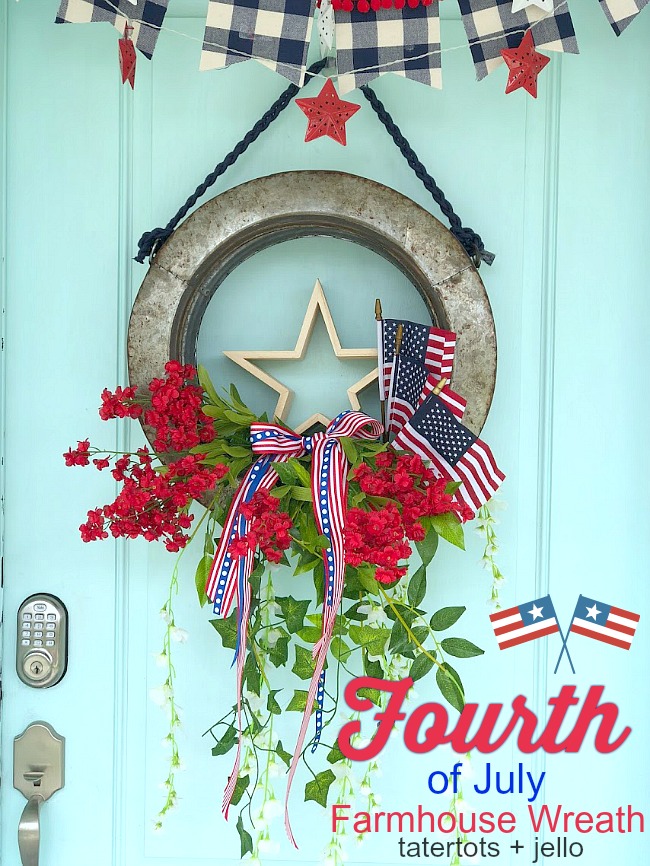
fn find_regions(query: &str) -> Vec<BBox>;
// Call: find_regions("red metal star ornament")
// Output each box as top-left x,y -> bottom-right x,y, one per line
118,23 -> 136,89
501,29 -> 550,98
295,79 -> 360,146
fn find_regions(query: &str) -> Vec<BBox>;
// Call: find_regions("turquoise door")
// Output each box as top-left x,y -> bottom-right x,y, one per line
1,2 -> 649,865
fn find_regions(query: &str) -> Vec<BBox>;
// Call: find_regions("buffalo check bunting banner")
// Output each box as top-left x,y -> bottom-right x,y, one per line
201,0 -> 317,85
55,0 -> 169,58
335,5 -> 441,94
599,0 -> 649,35
456,0 -> 578,80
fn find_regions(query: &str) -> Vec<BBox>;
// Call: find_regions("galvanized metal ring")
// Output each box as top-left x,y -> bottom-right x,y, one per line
128,170 -> 496,435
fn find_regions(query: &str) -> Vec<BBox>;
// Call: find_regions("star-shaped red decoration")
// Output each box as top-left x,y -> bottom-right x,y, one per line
295,79 -> 360,146
501,29 -> 550,98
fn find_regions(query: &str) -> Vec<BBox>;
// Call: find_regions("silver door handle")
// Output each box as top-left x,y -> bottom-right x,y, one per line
18,796 -> 43,866
13,723 -> 65,866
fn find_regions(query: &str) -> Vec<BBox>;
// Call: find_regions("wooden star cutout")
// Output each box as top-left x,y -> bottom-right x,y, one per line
511,0 -> 554,13
295,79 -> 360,146
223,280 -> 378,434
501,29 -> 550,98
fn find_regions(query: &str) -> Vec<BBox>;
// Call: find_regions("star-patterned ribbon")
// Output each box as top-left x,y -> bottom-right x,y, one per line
206,410 -> 383,840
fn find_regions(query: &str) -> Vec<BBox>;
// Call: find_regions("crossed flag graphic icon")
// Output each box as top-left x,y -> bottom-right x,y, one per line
490,595 -> 640,673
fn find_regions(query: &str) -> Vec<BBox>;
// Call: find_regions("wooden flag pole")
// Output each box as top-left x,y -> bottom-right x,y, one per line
375,298 -> 387,441
432,377 -> 448,396
386,323 -> 403,441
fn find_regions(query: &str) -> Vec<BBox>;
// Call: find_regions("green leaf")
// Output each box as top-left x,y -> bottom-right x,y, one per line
272,461 -> 298,485
267,690 -> 282,715
407,565 -> 427,607
356,566 -> 380,595
286,689 -> 316,713
269,635 -> 289,668
276,596 -> 311,633
327,742 -> 346,764
436,663 -> 465,712
243,651 -> 261,695
389,619 -> 409,654
411,626 -> 430,645
441,637 -> 484,658
304,769 -> 336,808
316,534 -> 331,549
297,626 -> 322,643
236,814 -> 253,857
416,530 -> 439,567
331,636 -> 352,662
232,775 -> 250,808
348,625 -> 390,656
363,655 -> 384,679
288,458 -> 312,487
339,437 -> 359,466
445,481 -> 462,495
197,364 -> 220,405
195,554 -> 212,607
430,606 -> 466,632
291,486 -> 313,502
210,724 -> 237,757
276,740 -> 292,767
410,653 -> 435,682
292,644 -> 317,680
358,687 -> 383,706
210,611 -> 238,650
431,512 -> 465,550
294,556 -> 322,576
270,485 -> 292,499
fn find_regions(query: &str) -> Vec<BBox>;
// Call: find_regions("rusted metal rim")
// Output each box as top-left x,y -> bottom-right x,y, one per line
128,171 -> 496,436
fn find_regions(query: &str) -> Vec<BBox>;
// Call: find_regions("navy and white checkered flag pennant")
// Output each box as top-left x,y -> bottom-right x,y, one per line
335,5 -> 441,94
599,0 -> 649,35
201,0 -> 317,86
56,0 -> 169,59
457,0 -> 578,81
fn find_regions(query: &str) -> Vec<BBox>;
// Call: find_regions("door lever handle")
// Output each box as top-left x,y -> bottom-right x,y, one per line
18,796 -> 44,866
13,723 -> 65,866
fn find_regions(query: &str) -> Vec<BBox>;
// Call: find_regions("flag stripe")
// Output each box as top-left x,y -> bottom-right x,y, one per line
573,618 -> 635,640
498,623 -> 559,650
495,619 -> 559,641
610,606 -> 640,623
489,606 -> 520,622
570,623 -> 632,650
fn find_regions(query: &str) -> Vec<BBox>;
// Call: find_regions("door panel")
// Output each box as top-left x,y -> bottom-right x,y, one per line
2,2 -> 649,865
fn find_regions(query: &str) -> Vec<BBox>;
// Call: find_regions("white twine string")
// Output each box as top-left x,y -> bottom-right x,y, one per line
100,0 -> 568,81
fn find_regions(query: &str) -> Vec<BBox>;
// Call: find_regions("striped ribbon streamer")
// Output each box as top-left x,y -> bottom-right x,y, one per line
205,410 -> 383,841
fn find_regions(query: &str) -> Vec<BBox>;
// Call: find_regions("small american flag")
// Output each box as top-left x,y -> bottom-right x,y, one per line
490,595 -> 560,650
569,595 -> 640,650
392,393 -> 504,511
380,318 -> 455,400
387,358 -> 466,435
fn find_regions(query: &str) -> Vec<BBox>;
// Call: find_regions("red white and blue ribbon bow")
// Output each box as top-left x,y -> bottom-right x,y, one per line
205,410 -> 383,844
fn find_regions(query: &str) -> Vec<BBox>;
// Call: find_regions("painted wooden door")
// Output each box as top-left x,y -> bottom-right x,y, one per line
1,2 -> 649,866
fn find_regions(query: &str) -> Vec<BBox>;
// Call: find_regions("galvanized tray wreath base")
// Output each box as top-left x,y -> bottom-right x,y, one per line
128,170 -> 497,436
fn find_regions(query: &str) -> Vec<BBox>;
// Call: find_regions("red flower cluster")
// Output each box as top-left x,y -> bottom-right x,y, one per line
99,361 -> 216,452
64,439 -> 91,466
79,449 -> 228,551
345,450 -> 474,584
66,361 -> 230,552
228,490 -> 293,564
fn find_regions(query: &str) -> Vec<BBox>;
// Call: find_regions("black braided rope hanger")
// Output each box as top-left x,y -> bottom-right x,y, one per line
135,59 -> 494,266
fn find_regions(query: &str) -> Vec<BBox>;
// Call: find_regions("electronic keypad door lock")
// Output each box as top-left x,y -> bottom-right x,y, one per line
17,594 -> 68,688
14,722 -> 65,866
